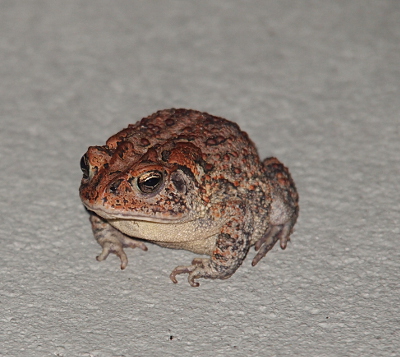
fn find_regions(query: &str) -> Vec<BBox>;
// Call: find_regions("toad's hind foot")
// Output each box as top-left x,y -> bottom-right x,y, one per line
90,213 -> 147,270
252,222 -> 293,266
252,157 -> 299,266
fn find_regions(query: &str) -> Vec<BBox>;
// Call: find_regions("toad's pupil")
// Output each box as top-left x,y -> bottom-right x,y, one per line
144,177 -> 160,187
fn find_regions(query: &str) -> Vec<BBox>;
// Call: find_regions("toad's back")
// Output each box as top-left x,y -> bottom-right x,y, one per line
105,108 -> 263,197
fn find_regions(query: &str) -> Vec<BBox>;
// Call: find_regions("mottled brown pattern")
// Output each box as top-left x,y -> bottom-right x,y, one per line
79,109 -> 299,286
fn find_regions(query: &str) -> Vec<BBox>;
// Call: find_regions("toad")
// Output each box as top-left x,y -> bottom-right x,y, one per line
79,109 -> 299,286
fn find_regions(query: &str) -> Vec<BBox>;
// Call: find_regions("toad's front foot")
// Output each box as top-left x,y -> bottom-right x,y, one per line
90,213 -> 147,270
170,258 -> 230,287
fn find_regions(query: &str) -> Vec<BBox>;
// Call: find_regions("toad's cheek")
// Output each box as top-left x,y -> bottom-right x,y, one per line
108,218 -> 222,254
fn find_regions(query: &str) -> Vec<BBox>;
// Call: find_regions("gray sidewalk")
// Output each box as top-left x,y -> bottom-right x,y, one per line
1,1 -> 399,356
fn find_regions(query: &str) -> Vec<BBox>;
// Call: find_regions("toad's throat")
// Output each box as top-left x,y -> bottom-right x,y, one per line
83,201 -> 190,223
108,218 -> 222,243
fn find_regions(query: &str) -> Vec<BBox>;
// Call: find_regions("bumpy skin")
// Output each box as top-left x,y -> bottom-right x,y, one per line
79,109 -> 299,286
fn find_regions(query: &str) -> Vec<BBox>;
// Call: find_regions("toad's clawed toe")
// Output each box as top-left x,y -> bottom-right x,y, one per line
96,237 -> 147,270
252,223 -> 292,266
170,258 -> 221,287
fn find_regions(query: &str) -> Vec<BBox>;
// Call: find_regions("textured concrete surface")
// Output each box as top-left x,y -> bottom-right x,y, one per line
1,1 -> 399,356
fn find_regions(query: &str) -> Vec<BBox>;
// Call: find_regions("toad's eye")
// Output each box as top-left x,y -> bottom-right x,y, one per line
80,154 -> 89,179
137,171 -> 164,193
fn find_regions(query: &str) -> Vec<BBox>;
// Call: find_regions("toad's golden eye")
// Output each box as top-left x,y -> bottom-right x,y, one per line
137,171 -> 163,193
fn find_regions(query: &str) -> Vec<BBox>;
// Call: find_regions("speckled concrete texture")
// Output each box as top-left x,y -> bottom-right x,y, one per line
1,1 -> 399,356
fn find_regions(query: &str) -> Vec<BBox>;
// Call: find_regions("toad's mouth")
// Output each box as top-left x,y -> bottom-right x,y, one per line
82,201 -> 191,224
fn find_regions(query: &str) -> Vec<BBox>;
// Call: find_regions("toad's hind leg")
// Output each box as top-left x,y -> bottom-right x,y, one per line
89,213 -> 147,270
252,157 -> 299,266
170,204 -> 252,287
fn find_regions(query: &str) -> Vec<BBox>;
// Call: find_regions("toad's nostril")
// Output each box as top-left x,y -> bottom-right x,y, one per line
109,179 -> 123,194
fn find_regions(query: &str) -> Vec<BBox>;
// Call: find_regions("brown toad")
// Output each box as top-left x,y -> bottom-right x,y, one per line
79,109 -> 299,286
